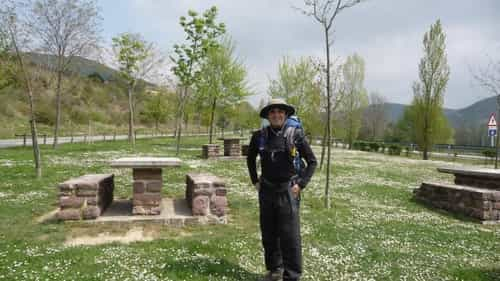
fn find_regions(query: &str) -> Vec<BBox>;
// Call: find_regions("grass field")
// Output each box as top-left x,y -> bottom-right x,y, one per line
0,136 -> 499,281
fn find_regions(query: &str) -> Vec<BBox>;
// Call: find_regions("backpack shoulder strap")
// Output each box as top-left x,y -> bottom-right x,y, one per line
283,126 -> 297,154
258,127 -> 268,154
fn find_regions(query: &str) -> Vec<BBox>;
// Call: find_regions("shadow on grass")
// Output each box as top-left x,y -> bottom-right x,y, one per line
162,257 -> 261,280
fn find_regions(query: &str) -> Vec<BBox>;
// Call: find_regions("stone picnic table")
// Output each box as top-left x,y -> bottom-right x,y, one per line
414,166 -> 500,222
217,137 -> 247,157
110,157 -> 182,215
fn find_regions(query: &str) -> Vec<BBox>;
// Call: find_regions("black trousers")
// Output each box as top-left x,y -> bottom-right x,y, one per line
259,180 -> 302,281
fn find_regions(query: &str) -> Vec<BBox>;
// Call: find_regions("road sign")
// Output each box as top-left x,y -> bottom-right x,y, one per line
489,128 -> 497,137
488,113 -> 497,127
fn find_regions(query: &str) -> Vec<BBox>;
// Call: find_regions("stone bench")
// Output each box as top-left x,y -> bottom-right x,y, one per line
414,166 -> 500,222
185,173 -> 228,217
56,174 -> 114,220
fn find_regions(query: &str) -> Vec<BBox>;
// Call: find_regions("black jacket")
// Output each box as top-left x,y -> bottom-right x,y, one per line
246,126 -> 317,189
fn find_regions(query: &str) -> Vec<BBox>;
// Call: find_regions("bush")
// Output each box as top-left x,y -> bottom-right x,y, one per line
352,141 -> 361,150
353,141 -> 384,152
481,149 -> 496,159
388,144 -> 402,156
369,142 -> 380,152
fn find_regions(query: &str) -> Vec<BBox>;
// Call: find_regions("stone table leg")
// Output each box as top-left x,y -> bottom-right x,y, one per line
132,168 -> 163,215
224,140 -> 241,156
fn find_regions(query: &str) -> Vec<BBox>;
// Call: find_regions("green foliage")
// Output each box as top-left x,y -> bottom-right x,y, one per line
231,101 -> 259,131
0,29 -> 16,90
112,33 -> 148,85
352,141 -> 381,152
195,37 -> 250,141
197,38 -> 249,105
393,106 -> 417,143
268,56 -> 322,136
171,6 -> 226,88
140,90 -> 173,129
388,144 -> 402,155
481,149 -> 496,159
368,142 -> 380,152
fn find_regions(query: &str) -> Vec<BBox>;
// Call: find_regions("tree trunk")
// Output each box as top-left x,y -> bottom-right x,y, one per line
325,27 -> 332,209
423,113 -> 429,160
209,96 -> 217,144
128,85 -> 135,145
197,111 -> 201,134
175,86 -> 188,156
52,70 -> 62,149
11,33 -> 41,178
319,120 -> 328,170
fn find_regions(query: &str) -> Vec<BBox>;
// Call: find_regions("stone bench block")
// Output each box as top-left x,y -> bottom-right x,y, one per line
56,174 -> 114,221
414,182 -> 500,221
186,173 -> 228,217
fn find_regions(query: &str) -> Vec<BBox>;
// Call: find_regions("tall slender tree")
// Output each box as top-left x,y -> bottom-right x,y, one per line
340,54 -> 368,149
112,33 -> 161,146
171,6 -> 225,155
297,0 -> 363,208
1,1 -> 42,177
196,38 -> 249,144
412,20 -> 451,160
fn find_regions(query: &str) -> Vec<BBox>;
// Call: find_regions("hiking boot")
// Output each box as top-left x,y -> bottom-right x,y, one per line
259,268 -> 283,281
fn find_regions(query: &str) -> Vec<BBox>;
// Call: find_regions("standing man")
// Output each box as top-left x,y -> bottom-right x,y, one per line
247,99 -> 317,281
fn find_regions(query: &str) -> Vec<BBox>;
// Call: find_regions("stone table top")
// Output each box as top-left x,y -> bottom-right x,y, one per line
438,166 -> 500,179
110,157 -> 182,168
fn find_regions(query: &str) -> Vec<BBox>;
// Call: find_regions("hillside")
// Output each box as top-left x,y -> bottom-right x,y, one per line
0,54 -> 174,138
383,97 -> 497,129
25,53 -> 119,82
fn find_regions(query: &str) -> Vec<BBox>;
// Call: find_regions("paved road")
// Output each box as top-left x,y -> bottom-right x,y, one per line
0,133 -> 216,149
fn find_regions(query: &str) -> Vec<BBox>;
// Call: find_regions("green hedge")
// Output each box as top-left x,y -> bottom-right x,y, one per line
388,144 -> 402,155
482,149 -> 497,158
352,141 -> 386,153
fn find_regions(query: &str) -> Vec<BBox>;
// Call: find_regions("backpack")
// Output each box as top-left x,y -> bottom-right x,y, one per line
258,115 -> 306,176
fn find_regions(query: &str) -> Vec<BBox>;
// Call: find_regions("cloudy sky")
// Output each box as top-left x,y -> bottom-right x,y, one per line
97,0 -> 500,109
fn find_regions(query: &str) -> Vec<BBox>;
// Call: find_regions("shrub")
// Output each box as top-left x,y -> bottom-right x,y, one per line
481,149 -> 496,159
388,144 -> 402,155
369,142 -> 380,152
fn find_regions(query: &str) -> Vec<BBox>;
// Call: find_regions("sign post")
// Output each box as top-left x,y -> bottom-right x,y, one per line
488,113 -> 497,148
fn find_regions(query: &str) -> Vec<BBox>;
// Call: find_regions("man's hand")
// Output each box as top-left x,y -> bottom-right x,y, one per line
254,181 -> 261,191
291,184 -> 300,199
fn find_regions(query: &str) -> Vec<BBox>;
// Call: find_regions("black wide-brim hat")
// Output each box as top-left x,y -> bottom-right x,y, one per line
259,98 -> 296,119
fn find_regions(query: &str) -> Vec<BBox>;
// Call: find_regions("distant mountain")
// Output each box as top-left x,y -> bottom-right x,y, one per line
382,96 -> 497,129
25,53 -> 119,81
